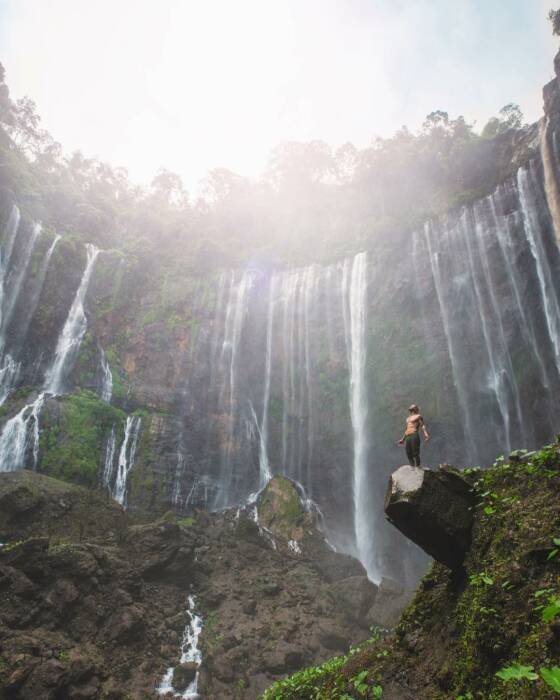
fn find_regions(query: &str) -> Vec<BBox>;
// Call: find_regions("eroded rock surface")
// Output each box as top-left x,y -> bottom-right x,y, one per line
384,465 -> 475,569
0,471 -> 397,699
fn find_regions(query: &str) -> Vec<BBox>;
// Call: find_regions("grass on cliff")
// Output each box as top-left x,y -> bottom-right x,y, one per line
261,443 -> 560,700
40,390 -> 126,487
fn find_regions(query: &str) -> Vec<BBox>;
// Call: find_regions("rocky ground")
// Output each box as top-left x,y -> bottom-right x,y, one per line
0,472 -> 411,699
264,444 -> 560,699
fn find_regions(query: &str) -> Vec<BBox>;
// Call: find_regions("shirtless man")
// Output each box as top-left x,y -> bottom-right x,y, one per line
397,404 -> 430,467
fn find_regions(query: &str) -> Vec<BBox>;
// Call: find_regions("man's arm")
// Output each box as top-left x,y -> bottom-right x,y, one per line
420,417 -> 430,441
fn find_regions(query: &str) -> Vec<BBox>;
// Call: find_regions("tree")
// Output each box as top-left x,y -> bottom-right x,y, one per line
549,8 -> 560,36
499,103 -> 524,130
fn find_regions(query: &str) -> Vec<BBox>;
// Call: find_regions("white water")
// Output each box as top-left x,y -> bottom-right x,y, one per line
157,595 -> 203,699
172,451 -> 186,507
0,222 -> 42,347
342,252 -> 376,581
215,270 -> 254,508
0,355 -> 20,406
99,348 -> 113,403
423,221 -> 477,462
45,244 -> 100,395
12,233 -> 62,353
258,275 -> 276,488
0,393 -> 45,472
102,426 -> 117,488
517,164 -> 560,375
112,416 -> 142,506
0,205 -> 21,328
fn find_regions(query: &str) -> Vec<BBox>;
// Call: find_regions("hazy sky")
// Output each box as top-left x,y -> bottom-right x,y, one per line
0,0 -> 557,192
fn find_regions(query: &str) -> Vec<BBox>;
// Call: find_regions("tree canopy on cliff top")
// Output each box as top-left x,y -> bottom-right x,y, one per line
0,62 -> 529,269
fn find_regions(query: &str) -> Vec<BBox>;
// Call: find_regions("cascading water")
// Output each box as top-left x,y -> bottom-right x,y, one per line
0,222 -> 42,347
112,416 -> 142,506
102,426 -> 117,488
517,164 -> 560,374
341,252 -> 376,581
99,348 -> 113,403
0,393 -> 45,472
0,239 -> 99,472
0,205 -> 21,325
45,244 -> 100,395
258,275 -> 276,489
157,595 -> 203,699
213,270 -> 254,508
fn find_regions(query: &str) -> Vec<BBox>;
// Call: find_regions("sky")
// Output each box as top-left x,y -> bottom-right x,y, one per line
0,0 -> 558,193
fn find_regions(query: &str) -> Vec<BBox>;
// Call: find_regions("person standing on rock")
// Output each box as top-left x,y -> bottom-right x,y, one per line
397,404 -> 430,466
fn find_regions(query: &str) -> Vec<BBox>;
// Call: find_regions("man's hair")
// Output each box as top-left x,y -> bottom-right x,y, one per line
408,404 -> 419,412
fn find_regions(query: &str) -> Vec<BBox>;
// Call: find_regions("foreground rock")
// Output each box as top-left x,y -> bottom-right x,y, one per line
0,472 -> 404,699
384,465 -> 475,569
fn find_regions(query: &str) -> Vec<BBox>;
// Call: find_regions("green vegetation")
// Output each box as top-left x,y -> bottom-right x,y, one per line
262,443 -> 560,699
40,390 -> 126,487
0,60 -> 536,269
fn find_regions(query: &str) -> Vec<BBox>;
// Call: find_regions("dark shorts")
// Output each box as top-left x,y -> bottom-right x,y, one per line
405,432 -> 421,466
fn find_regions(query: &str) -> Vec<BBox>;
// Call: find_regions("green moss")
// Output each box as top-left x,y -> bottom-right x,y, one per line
262,443 -> 560,700
40,389 -> 126,487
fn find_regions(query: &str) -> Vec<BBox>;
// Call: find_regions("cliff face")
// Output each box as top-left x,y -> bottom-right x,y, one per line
1,57 -> 560,591
0,471 -> 383,700
263,442 -> 560,700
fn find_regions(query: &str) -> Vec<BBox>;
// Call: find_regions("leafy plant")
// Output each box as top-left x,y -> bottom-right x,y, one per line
541,596 -> 560,623
469,572 -> 494,586
540,667 -> 560,694
495,662 -> 538,682
351,670 -> 369,695
547,537 -> 560,560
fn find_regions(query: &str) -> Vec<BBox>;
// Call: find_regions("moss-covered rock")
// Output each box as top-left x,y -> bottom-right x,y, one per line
39,390 -> 126,487
257,476 -> 312,541
263,443 -> 560,699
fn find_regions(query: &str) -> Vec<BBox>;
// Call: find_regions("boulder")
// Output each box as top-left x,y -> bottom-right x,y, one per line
326,576 -> 377,624
366,577 -> 411,628
257,476 -> 312,541
172,662 -> 197,691
384,465 -> 475,569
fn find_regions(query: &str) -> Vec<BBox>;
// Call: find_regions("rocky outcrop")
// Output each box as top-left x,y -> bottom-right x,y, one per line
0,471 -> 390,699
384,465 -> 475,570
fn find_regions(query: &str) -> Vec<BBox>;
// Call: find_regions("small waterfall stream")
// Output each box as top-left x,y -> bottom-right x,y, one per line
45,244 -> 100,395
0,239 -> 100,473
112,416 -> 142,506
99,348 -> 113,403
157,595 -> 203,699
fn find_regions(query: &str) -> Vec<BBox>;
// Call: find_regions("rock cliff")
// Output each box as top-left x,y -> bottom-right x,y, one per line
264,442 -> 560,699
0,472 -> 388,699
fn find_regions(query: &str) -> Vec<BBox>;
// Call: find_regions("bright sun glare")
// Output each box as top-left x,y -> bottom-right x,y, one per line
1,0 -> 555,192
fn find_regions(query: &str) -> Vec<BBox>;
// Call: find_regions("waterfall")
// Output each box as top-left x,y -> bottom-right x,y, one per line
45,244 -> 100,395
157,595 -> 203,699
342,252 -> 376,581
0,205 -> 21,326
540,118 -> 560,241
0,355 -> 20,406
0,239 -> 98,473
258,275 -> 276,488
172,451 -> 186,507
489,190 -> 552,393
0,393 -> 45,472
423,221 -> 477,462
99,348 -> 113,403
112,416 -> 142,506
102,425 -> 117,488
0,222 -> 42,349
214,270 -> 253,508
10,233 -> 61,354
517,164 -> 560,375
